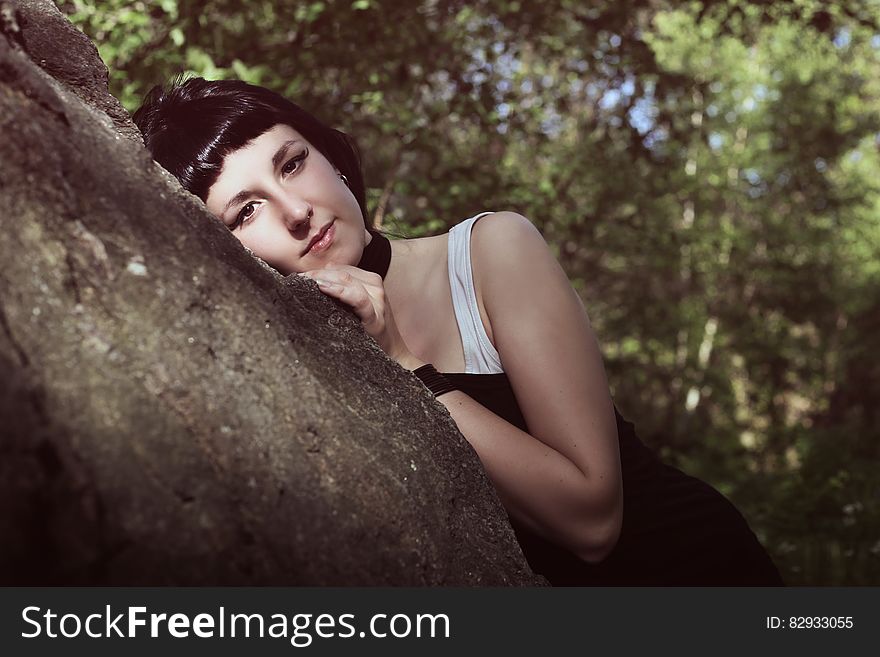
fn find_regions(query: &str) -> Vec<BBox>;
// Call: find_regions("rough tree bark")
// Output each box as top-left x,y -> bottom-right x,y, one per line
0,0 -> 544,585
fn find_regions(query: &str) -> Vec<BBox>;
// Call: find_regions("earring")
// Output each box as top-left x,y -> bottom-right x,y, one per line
339,173 -> 350,187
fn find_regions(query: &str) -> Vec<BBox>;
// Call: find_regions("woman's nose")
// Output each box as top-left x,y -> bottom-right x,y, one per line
281,197 -> 313,232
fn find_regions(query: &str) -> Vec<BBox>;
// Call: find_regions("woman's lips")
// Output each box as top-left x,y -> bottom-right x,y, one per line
307,221 -> 335,254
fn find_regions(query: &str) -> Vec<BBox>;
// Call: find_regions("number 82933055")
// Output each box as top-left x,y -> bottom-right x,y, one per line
766,616 -> 853,629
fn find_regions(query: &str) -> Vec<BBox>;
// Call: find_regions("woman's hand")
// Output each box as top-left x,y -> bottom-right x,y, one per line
299,265 -> 423,370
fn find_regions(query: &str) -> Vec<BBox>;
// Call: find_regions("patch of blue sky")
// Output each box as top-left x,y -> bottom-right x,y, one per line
539,110 -> 564,138
628,96 -> 657,135
644,126 -> 668,150
571,58 -> 590,73
468,70 -> 488,86
600,88 -> 622,110
599,75 -> 636,111
747,186 -> 764,199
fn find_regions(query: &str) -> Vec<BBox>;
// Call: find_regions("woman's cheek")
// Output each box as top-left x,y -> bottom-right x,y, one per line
237,230 -> 283,272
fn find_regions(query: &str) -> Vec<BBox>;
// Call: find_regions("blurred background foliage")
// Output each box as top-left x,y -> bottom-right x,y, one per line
58,0 -> 880,584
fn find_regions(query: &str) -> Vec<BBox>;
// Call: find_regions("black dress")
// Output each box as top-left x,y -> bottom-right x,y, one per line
358,228 -> 782,585
444,372 -> 784,586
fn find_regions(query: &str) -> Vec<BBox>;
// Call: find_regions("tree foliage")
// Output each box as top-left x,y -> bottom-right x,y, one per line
59,0 -> 880,584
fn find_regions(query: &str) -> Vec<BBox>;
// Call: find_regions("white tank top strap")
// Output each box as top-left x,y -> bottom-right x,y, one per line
447,212 -> 504,374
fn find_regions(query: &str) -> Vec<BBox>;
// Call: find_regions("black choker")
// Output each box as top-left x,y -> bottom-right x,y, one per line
357,230 -> 392,279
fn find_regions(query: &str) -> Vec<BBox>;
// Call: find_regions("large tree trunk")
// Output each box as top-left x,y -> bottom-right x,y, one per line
0,0 -> 544,586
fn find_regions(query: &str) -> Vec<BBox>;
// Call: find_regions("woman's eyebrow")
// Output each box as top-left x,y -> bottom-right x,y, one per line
271,140 -> 299,169
222,189 -> 254,215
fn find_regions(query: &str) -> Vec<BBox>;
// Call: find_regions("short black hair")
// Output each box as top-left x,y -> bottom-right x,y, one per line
133,77 -> 369,227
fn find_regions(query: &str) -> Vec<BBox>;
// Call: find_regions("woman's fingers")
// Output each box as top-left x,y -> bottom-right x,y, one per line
301,267 -> 384,306
305,271 -> 380,327
298,265 -> 415,366
302,265 -> 383,290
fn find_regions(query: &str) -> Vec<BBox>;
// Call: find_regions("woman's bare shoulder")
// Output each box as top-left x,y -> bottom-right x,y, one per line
472,210 -> 540,238
471,211 -> 549,265
469,211 -> 553,282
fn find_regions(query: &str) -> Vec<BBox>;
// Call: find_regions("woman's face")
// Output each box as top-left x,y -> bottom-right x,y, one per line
205,124 -> 368,274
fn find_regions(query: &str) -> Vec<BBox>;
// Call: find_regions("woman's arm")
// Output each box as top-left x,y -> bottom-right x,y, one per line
302,213 -> 622,563
427,211 -> 623,563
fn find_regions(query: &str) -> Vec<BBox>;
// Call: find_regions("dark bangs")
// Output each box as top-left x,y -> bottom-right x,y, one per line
133,77 -> 369,225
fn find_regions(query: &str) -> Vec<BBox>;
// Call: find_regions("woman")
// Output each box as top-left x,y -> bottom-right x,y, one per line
134,77 -> 783,585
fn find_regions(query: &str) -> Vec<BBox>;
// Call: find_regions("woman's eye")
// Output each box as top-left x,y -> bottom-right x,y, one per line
282,148 -> 308,176
231,202 -> 257,230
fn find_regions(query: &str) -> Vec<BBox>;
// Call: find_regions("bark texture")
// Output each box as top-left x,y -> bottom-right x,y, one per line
0,0 -> 544,585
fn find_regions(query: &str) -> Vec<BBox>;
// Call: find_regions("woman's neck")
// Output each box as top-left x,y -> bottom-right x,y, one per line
385,234 -> 446,303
